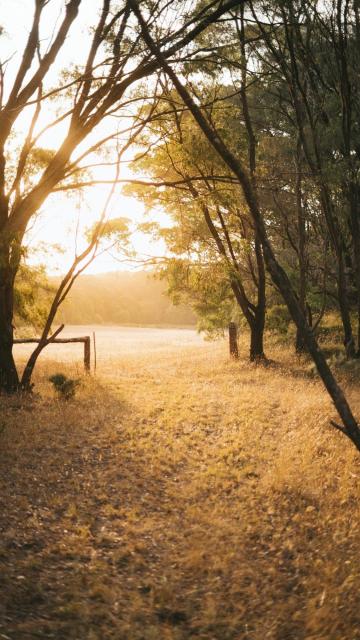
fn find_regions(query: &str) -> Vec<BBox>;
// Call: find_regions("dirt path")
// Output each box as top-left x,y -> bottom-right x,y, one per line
1,343 -> 360,639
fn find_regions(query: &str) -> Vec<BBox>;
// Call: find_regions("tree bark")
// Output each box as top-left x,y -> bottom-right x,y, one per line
295,143 -> 308,353
229,322 -> 239,358
349,181 -> 360,355
0,262 -> 19,392
250,313 -> 265,361
250,235 -> 266,362
337,250 -> 356,359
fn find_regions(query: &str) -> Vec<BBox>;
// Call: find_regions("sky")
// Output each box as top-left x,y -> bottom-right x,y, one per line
1,0 -> 169,274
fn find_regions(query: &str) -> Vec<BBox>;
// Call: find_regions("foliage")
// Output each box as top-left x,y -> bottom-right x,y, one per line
125,95 -> 264,344
14,264 -> 55,332
85,217 -> 131,248
159,258 -> 239,338
0,0 -> 243,391
266,305 -> 291,335
49,373 -> 80,400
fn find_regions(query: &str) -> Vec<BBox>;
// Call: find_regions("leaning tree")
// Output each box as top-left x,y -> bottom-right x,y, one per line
130,0 -> 360,451
0,0 -> 242,392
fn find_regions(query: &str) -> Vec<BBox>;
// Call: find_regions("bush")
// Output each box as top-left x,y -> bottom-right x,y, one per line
266,304 -> 291,334
49,374 -> 80,400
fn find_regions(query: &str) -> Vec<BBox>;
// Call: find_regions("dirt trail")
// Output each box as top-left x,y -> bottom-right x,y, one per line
1,343 -> 360,639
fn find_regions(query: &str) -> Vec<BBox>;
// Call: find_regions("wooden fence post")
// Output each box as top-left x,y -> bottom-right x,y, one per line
229,322 -> 239,359
93,331 -> 97,373
84,337 -> 91,372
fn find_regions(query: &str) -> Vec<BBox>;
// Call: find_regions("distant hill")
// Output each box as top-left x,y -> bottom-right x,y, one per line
54,271 -> 196,326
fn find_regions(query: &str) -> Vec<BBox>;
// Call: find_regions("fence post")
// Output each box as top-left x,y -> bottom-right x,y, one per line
84,337 -> 91,372
93,331 -> 97,373
229,322 -> 239,359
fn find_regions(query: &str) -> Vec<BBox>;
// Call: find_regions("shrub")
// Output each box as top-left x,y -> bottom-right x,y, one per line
49,374 -> 80,400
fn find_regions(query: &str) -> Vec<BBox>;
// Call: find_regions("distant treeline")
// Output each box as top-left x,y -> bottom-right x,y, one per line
54,271 -> 196,326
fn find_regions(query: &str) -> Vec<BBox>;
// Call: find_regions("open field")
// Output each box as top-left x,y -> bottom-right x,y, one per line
2,328 -> 360,639
13,326 -> 204,372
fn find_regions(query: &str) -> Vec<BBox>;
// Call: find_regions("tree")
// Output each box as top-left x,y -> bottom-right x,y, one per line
126,92 -> 267,360
14,263 -> 55,331
131,0 -> 360,451
249,0 -> 360,357
0,0 -> 243,392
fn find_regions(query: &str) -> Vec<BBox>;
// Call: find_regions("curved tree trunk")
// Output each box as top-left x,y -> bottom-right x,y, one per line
21,341 -> 47,391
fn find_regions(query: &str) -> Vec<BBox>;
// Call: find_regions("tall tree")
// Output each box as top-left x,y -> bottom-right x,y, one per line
126,94 -> 267,360
0,0 -> 242,391
130,0 -> 360,451
249,0 -> 360,357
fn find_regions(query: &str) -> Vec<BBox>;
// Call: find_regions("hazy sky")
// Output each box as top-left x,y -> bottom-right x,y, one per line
1,0 -> 168,274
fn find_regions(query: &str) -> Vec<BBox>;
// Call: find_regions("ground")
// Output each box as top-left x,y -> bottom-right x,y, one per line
1,329 -> 360,640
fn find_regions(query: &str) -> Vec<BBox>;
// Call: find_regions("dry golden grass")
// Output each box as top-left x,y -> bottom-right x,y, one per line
1,331 -> 360,639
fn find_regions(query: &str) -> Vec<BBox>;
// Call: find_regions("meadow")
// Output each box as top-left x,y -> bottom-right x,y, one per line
1,327 -> 360,639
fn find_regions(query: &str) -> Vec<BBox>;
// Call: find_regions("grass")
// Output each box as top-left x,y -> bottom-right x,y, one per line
1,333 -> 360,639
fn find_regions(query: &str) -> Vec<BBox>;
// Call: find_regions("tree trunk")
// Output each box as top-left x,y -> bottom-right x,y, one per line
21,342 -> 45,391
250,236 -> 266,362
338,251 -> 356,359
349,181 -> 360,355
201,202 -> 266,363
0,265 -> 19,392
250,315 -> 265,361
295,328 -> 307,353
229,322 -> 239,358
295,143 -> 308,354
261,243 -> 360,450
